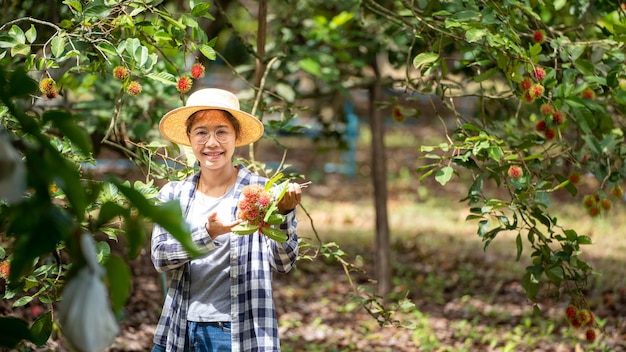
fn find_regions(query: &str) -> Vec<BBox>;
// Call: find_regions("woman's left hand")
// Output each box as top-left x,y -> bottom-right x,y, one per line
277,183 -> 302,214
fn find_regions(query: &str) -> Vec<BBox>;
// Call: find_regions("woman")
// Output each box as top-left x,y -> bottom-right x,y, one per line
151,88 -> 301,352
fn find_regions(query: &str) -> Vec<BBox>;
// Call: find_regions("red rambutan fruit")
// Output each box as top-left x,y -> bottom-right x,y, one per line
0,261 -> 9,279
392,105 -> 405,123
582,195 -> 596,209
610,185 -> 624,199
113,66 -> 130,80
536,120 -> 547,132
176,76 -> 193,93
523,91 -> 535,103
540,103 -> 553,116
568,172 -> 581,185
600,198 -> 613,211
529,84 -> 545,99
39,77 -> 55,93
507,165 -> 523,179
565,305 -> 578,322
126,81 -> 142,96
532,67 -> 546,81
582,88 -> 596,100
552,111 -> 565,125
520,77 -> 532,91
190,63 -> 205,79
585,328 -> 596,342
532,30 -> 546,44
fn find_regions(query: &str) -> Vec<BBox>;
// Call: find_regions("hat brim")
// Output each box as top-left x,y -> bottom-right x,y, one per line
159,105 -> 264,147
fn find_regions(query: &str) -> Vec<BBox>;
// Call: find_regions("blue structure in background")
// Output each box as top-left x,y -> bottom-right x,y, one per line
323,102 -> 359,179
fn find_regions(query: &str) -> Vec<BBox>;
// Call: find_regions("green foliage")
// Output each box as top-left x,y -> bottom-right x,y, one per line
385,0 -> 626,310
0,1 -> 219,348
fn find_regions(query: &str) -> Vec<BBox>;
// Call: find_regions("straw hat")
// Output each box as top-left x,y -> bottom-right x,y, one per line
159,88 -> 264,146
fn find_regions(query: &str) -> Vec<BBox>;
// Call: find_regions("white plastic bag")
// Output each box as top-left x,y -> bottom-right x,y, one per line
58,233 -> 120,352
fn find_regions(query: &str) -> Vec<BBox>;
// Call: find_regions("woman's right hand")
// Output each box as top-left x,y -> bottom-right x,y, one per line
206,211 -> 242,239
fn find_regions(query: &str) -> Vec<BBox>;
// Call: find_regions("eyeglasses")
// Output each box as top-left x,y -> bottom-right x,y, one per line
189,127 -> 235,145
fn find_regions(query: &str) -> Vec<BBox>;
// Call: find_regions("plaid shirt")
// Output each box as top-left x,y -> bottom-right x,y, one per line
151,165 -> 299,352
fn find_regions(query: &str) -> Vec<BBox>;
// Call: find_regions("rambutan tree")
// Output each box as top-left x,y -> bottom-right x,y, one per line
262,0 -> 626,342
0,0 -> 235,349
357,0 -> 626,335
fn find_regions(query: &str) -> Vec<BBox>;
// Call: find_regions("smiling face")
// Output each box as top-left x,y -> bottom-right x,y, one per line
186,110 -> 239,171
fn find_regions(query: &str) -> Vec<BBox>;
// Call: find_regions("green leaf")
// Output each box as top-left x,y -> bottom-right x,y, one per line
577,235 -> 592,245
545,265 -> 564,283
51,35 -> 66,58
105,255 -> 132,313
0,36 -> 16,50
146,72 -> 177,85
486,145 -> 503,161
529,43 -> 542,57
298,58 -> 321,77
270,180 -> 289,203
62,0 -> 83,12
435,166 -> 454,185
477,219 -> 490,236
554,0 -> 566,10
24,25 -> 37,44
614,90 -> 626,105
110,180 -> 203,257
473,67 -> 499,82
0,317 -> 31,348
522,271 -> 539,300
154,9 -> 186,30
95,240 -> 111,264
261,227 -> 288,242
134,45 -> 149,68
191,2 -> 212,17
8,67 -> 37,97
84,3 -> 111,20
29,311 -> 52,346
125,215 -> 146,259
11,43 -> 30,57
9,25 -> 25,44
198,44 -> 216,60
265,213 -> 285,225
330,11 -> 354,28
454,10 -> 481,21
42,110 -> 92,155
13,296 -> 33,307
153,31 -> 173,45
465,28 -> 486,43
232,223 -> 259,235
413,52 -> 439,71
573,59 -> 595,76
418,167 -> 435,181
8,203 -> 69,283
96,201 -> 129,227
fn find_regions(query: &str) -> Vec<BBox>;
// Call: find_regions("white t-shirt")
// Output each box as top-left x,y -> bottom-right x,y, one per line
187,185 -> 236,322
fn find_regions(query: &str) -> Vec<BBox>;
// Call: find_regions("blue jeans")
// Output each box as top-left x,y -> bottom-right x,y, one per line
152,322 -> 232,352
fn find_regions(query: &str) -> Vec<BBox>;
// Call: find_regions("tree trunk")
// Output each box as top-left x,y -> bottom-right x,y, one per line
368,59 -> 391,299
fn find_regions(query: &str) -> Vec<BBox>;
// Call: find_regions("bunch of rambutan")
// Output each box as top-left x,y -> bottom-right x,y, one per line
39,77 -> 57,99
582,186 -> 623,217
564,305 -> 598,343
232,176 -> 290,242
175,63 -> 205,93
237,184 -> 273,227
